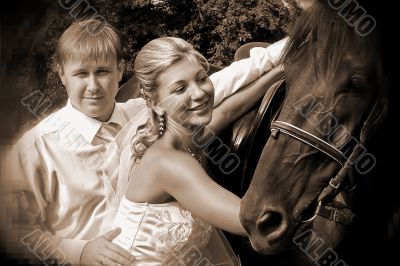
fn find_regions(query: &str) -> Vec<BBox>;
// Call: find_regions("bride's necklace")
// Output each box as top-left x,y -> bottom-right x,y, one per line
178,137 -> 204,164
166,118 -> 204,164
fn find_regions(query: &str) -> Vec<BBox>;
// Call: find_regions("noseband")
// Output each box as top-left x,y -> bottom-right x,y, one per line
270,97 -> 387,224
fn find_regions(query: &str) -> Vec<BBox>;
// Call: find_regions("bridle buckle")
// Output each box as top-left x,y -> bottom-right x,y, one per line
329,179 -> 340,190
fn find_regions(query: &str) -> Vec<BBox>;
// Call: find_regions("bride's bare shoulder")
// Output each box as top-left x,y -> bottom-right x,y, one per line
141,143 -> 202,179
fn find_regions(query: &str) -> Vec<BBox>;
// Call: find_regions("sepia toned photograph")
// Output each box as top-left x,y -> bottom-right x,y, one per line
1,0 -> 397,265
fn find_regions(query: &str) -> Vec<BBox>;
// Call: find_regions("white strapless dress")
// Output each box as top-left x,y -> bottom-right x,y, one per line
111,196 -> 240,265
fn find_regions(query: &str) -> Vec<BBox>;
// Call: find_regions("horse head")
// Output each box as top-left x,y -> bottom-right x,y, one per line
239,0 -> 388,261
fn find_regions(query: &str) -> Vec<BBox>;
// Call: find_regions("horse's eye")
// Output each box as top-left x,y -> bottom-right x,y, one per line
350,77 -> 365,90
344,76 -> 366,94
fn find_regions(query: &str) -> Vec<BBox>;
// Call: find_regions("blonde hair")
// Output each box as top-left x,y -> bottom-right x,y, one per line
131,37 -> 209,160
56,18 -> 122,67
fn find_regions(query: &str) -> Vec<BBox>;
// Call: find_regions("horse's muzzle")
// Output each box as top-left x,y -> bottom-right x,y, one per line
240,202 -> 292,254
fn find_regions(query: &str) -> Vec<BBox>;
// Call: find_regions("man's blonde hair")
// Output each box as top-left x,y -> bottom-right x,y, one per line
56,18 -> 122,67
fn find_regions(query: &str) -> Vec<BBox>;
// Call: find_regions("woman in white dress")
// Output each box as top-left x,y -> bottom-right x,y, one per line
107,37 -> 283,265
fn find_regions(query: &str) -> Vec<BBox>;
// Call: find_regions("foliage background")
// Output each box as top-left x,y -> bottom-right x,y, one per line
1,0 -> 300,143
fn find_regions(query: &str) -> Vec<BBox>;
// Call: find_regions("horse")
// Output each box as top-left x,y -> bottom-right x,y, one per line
234,1 -> 392,265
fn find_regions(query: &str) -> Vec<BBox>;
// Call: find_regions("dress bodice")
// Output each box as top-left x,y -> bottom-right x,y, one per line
112,196 -> 238,265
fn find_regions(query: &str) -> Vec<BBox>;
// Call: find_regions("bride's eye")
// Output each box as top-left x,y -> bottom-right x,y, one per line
199,75 -> 209,83
197,70 -> 209,82
175,86 -> 186,94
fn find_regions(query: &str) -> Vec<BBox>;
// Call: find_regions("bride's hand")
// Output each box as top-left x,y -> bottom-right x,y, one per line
80,227 -> 135,266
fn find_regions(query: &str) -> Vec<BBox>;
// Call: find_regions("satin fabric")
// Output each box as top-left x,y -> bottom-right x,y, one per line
112,196 -> 240,265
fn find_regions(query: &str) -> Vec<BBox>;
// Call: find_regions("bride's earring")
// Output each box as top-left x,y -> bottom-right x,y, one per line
158,113 -> 165,136
154,106 -> 165,136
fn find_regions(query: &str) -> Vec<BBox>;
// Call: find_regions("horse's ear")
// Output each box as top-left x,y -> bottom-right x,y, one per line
361,97 -> 388,142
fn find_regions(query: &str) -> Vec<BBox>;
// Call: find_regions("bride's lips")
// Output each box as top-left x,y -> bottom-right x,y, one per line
187,101 -> 208,111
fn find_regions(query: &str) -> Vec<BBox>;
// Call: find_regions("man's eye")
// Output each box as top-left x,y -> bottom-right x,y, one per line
97,69 -> 110,74
74,72 -> 87,77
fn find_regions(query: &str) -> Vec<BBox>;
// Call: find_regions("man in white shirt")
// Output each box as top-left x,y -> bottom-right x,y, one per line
0,18 -> 286,265
1,18 -> 141,266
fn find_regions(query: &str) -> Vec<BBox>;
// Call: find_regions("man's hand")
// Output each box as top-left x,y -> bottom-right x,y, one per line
80,227 -> 135,266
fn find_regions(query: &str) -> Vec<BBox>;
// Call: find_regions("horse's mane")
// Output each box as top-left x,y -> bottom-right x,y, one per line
282,1 -> 358,81
284,0 -> 395,74
282,0 -> 393,95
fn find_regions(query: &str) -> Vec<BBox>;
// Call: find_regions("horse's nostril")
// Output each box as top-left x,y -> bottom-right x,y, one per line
256,211 -> 282,235
255,209 -> 288,242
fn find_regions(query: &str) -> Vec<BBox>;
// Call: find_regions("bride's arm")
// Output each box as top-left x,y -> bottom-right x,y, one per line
157,149 -> 246,236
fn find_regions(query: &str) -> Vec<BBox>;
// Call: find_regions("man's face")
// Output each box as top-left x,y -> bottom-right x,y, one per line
59,55 -> 122,122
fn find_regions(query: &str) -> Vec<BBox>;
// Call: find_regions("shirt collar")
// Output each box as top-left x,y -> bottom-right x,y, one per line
107,103 -> 126,128
63,100 -> 124,143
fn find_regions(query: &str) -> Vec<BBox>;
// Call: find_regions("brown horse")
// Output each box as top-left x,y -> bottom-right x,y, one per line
238,1 -> 390,265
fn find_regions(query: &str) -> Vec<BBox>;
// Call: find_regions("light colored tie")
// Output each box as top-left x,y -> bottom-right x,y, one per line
93,122 -> 122,214
93,122 -> 121,145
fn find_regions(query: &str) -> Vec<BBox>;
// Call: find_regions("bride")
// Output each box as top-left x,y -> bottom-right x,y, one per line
106,37 -> 283,265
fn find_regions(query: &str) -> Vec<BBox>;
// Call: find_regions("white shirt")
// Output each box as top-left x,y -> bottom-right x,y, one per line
1,99 -> 147,264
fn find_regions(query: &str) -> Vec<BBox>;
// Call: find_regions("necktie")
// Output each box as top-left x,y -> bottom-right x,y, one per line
93,122 -> 122,216
93,122 -> 121,146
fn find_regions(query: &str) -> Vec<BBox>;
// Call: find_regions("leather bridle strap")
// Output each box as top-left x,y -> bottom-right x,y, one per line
317,98 -> 387,204
316,204 -> 355,225
271,98 -> 387,208
270,121 -> 347,166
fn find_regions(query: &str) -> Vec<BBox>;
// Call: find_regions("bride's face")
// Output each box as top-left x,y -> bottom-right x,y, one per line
156,57 -> 214,129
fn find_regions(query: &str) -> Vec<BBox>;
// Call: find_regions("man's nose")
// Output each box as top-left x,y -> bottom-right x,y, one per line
87,74 -> 100,93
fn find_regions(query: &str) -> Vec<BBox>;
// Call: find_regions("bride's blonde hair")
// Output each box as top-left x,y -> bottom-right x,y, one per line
131,37 -> 209,160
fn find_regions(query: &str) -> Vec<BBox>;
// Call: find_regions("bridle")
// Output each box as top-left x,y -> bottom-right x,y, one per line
269,95 -> 387,225
232,60 -> 387,225
264,31 -> 389,225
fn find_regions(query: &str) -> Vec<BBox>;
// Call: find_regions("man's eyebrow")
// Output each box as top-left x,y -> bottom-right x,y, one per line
71,67 -> 87,73
97,66 -> 113,70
